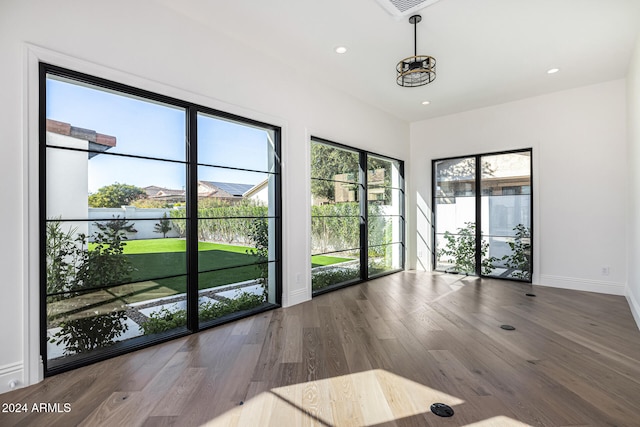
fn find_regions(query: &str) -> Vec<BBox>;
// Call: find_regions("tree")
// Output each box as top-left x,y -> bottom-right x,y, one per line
88,183 -> 146,208
310,143 -> 359,201
310,143 -> 394,202
435,158 -> 495,181
154,212 -> 172,238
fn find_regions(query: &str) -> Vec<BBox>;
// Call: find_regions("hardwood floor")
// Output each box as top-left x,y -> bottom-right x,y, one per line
2,272 -> 640,426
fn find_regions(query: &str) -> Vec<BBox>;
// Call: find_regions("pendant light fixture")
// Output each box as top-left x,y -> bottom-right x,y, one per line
396,14 -> 436,87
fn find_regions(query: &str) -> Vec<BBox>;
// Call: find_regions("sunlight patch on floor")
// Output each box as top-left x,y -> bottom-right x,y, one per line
202,369 -> 464,426
464,416 -> 532,426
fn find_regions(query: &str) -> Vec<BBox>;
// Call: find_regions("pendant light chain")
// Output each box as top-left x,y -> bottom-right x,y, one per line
414,17 -> 417,57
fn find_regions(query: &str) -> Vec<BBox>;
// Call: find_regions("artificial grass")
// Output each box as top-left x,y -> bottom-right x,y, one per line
126,249 -> 262,293
89,238 -> 354,294
311,254 -> 353,267
114,238 -> 253,255
53,238 -> 356,318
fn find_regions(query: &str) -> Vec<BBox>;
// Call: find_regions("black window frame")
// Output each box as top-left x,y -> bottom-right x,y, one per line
432,148 -> 533,282
40,63 -> 282,376
310,136 -> 405,296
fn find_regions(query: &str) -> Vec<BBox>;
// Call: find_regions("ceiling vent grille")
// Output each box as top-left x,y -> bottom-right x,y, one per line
376,0 -> 443,18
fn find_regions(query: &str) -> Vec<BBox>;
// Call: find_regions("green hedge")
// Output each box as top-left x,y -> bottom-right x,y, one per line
170,203 -> 268,244
311,202 -> 387,254
170,201 -> 391,256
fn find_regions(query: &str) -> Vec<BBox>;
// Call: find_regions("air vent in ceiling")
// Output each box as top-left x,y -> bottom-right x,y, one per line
376,0 -> 443,18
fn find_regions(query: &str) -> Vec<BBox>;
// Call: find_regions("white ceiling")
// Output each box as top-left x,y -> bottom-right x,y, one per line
159,0 -> 640,122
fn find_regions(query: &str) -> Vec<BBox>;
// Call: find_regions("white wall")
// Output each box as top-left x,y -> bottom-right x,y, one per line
627,32 -> 640,329
46,133 -> 89,222
410,80 -> 628,297
88,207 -> 180,240
0,0 -> 409,392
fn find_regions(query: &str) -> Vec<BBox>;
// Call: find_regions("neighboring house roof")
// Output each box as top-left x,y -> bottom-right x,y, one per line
145,181 -> 257,201
243,179 -> 269,198
198,181 -> 254,197
46,119 -> 116,158
143,186 -> 167,197
143,185 -> 186,200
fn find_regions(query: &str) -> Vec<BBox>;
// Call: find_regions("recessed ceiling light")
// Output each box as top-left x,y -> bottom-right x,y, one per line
335,46 -> 347,54
547,68 -> 560,74
421,101 -> 431,105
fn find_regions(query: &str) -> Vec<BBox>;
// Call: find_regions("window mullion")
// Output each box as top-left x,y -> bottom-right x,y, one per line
186,107 -> 199,332
475,156 -> 482,277
360,151 -> 368,280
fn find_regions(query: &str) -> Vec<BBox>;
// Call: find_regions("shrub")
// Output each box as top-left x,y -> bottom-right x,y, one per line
502,224 -> 532,280
45,220 -> 80,300
131,198 -> 173,209
247,218 -> 269,298
75,217 -> 135,290
49,310 -> 128,355
139,306 -> 187,335
438,222 -> 496,275
200,292 -> 264,321
170,201 -> 268,244
140,292 -> 265,335
46,217 -> 136,355
311,268 -> 360,291
169,208 -> 187,237
311,202 -> 386,256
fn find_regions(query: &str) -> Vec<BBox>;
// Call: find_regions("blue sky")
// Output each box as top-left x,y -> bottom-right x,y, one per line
47,77 -> 273,193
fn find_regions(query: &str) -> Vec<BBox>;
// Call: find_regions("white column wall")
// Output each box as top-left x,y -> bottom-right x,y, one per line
0,0 -> 409,392
626,31 -> 640,329
45,133 -> 88,223
410,80 -> 628,297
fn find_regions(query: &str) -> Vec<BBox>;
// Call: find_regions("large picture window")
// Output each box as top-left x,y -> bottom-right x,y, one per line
310,137 -> 405,295
41,64 -> 281,374
433,149 -> 532,281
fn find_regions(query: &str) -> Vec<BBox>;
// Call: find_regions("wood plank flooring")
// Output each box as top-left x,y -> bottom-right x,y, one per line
2,272 -> 640,426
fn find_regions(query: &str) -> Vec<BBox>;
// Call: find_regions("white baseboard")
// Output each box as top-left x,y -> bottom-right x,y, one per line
0,362 -> 24,395
284,288 -> 310,307
537,274 -> 626,296
626,287 -> 640,332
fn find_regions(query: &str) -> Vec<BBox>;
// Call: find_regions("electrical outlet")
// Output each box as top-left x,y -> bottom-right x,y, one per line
601,266 -> 610,276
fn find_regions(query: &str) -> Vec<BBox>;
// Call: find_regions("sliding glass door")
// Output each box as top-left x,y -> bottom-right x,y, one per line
433,150 -> 532,281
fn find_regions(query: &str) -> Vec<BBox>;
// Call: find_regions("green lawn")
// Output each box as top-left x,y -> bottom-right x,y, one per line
94,238 -> 352,294
311,254 -> 353,267
117,238 -> 252,255
54,238 -> 356,314
120,239 -> 353,266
